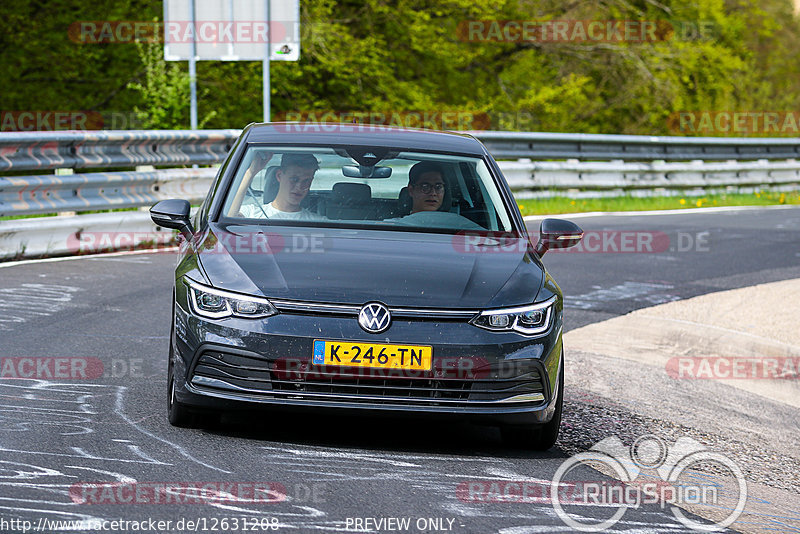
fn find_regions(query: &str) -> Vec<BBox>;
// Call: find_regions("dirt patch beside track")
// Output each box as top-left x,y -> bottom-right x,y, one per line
561,278 -> 800,533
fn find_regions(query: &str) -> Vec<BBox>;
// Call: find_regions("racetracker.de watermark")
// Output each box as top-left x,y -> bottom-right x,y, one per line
452,231 -> 709,253
67,231 -> 328,255
667,356 -> 800,379
0,357 -> 145,380
273,111 -> 490,131
69,481 -> 325,504
457,20 -> 717,43
0,111 -> 145,131
68,20 -> 294,44
668,111 -> 800,135
274,356 -> 545,380
458,480 -> 582,503
0,357 -> 103,380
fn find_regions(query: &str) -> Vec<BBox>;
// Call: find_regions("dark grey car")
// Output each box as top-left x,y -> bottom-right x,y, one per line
151,122 -> 583,450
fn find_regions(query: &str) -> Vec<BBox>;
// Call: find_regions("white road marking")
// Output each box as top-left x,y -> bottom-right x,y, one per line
87,256 -> 154,264
566,282 -> 680,310
63,465 -> 136,483
113,386 -> 232,474
273,447 -> 423,468
0,283 -> 81,328
0,247 -> 178,269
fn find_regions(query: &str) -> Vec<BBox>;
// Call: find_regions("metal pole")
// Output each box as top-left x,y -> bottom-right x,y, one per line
226,0 -> 234,58
263,0 -> 270,123
189,59 -> 198,130
189,0 -> 198,129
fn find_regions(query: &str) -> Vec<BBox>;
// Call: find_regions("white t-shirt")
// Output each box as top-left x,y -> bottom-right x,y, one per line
240,201 -> 321,220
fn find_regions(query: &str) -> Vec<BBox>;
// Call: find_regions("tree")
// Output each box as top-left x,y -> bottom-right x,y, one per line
127,39 -> 215,129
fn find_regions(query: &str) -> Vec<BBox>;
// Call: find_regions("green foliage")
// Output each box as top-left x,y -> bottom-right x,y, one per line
1,0 -> 799,134
126,40 -> 217,129
126,40 -> 188,129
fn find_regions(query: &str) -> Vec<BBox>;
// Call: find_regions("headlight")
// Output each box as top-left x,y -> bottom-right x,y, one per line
470,295 -> 557,335
184,278 -> 277,319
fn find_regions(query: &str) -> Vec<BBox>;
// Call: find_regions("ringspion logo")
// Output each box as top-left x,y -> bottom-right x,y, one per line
551,435 -> 746,531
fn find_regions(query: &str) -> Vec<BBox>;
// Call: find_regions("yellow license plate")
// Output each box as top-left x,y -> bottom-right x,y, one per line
312,340 -> 432,370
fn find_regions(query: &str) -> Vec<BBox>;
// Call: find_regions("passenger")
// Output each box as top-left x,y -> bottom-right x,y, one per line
266,153 -> 321,220
407,161 -> 447,213
241,153 -> 323,220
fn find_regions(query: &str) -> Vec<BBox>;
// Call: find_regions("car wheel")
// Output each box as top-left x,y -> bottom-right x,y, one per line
502,354 -> 564,451
167,341 -> 196,428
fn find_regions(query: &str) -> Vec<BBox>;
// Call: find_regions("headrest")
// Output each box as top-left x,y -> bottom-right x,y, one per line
332,182 -> 371,203
397,186 -> 412,215
262,166 -> 280,204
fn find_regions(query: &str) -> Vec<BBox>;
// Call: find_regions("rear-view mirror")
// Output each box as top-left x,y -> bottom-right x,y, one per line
342,165 -> 392,178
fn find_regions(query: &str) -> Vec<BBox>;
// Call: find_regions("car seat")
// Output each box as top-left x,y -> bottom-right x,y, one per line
326,183 -> 374,219
262,166 -> 281,204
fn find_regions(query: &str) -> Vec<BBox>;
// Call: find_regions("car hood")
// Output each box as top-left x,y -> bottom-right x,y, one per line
194,224 -> 544,309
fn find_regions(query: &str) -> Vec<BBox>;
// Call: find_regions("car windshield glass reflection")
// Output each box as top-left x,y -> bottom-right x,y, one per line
221,147 -> 513,233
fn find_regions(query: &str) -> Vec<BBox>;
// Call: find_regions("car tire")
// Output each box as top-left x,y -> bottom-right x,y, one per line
502,353 -> 564,451
167,342 -> 196,428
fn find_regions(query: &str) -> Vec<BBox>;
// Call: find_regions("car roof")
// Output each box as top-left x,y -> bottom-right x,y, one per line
244,122 -> 487,155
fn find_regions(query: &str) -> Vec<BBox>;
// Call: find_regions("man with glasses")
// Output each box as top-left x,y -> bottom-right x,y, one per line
407,161 -> 447,213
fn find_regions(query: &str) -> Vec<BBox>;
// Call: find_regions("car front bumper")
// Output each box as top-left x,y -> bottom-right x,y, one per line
171,298 -> 564,426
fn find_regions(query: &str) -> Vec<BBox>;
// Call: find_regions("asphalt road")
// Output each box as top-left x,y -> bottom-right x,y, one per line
0,206 -> 798,533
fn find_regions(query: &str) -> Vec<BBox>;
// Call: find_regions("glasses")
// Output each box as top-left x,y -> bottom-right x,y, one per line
415,183 -> 445,194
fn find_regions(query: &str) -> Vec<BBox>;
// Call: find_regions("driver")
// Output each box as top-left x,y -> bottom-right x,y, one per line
407,161 -> 446,213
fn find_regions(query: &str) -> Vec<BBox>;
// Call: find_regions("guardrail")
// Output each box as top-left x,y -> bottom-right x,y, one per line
0,168 -> 216,216
2,128 -> 799,260
3,129 -> 800,174
502,158 -> 800,196
0,129 -> 238,172
476,131 -> 800,160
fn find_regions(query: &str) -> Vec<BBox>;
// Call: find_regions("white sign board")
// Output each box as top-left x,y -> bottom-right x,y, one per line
164,0 -> 300,61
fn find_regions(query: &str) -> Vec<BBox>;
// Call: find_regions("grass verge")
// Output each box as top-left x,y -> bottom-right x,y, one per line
0,207 -> 141,221
516,191 -> 800,216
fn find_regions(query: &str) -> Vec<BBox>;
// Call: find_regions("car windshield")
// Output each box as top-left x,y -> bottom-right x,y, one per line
220,145 -> 514,233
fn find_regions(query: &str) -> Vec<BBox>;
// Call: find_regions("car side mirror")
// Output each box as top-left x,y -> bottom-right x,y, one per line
150,199 -> 194,239
534,218 -> 583,257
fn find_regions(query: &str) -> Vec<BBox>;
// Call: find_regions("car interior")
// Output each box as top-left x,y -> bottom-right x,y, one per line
227,148 -> 511,231
261,169 -> 493,229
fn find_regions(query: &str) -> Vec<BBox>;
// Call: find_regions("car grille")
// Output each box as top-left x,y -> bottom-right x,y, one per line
190,349 -> 545,407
